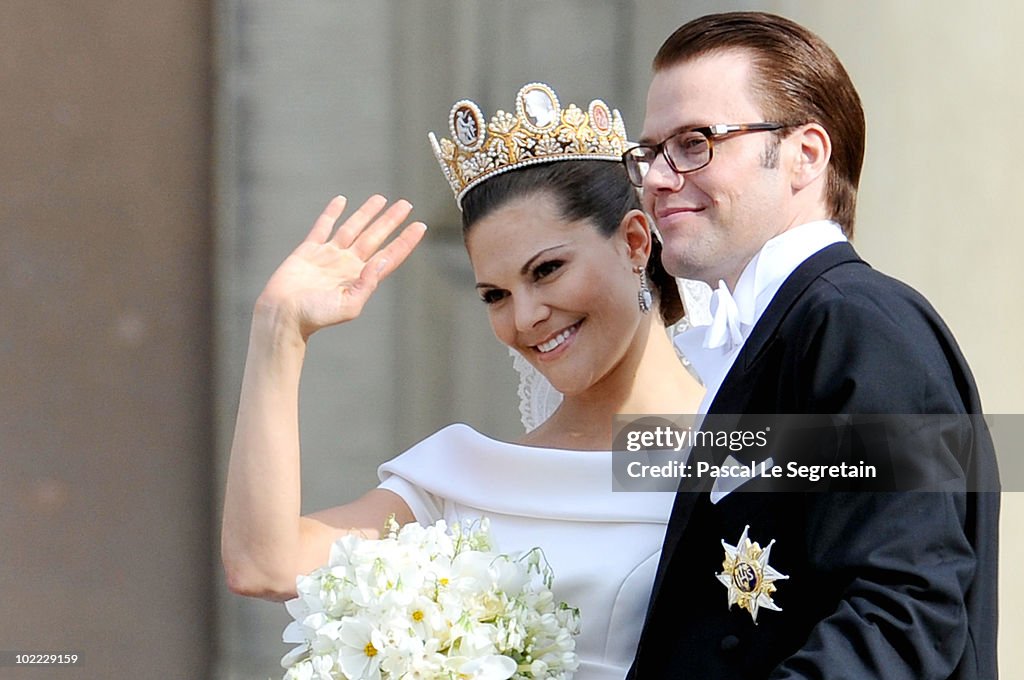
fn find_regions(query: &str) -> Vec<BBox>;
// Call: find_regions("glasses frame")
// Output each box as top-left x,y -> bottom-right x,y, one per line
622,122 -> 797,187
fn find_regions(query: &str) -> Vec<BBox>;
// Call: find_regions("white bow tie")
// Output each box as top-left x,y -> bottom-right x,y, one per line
704,280 -> 746,352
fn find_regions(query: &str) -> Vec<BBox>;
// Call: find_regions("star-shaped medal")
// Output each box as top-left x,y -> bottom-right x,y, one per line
716,525 -> 789,623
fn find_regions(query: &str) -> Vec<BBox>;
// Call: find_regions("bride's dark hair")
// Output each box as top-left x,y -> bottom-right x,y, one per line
460,160 -> 685,324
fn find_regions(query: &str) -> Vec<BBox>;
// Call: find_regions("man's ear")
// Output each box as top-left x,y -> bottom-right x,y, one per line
790,123 -> 831,191
620,209 -> 653,268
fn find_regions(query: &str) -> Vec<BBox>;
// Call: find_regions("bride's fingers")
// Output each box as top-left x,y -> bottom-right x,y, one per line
357,221 -> 427,288
349,199 -> 415,261
329,194 -> 389,249
305,195 -> 348,244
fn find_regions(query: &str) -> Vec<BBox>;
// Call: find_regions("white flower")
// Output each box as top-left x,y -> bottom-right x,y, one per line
279,518 -> 579,679
283,655 -> 336,680
490,554 -> 530,595
454,654 -> 517,680
283,659 -> 313,680
404,594 -> 447,642
378,635 -> 446,679
338,618 -> 385,680
280,638 -> 310,669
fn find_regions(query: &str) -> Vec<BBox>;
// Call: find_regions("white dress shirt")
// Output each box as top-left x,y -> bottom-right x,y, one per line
675,220 -> 847,414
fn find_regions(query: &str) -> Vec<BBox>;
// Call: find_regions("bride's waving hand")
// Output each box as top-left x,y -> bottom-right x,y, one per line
258,194 -> 427,338
222,195 -> 426,601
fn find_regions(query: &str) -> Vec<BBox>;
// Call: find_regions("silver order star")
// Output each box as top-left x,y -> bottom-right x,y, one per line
716,525 -> 789,623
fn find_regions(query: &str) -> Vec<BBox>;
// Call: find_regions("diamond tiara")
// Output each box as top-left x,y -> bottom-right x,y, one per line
428,82 -> 629,209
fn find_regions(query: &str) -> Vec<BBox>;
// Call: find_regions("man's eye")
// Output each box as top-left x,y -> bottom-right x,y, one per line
680,136 -> 707,153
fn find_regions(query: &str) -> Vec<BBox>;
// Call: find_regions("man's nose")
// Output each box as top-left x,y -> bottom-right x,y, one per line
643,151 -> 684,193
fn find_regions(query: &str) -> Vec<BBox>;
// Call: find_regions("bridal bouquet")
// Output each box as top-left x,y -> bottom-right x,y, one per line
281,517 -> 580,680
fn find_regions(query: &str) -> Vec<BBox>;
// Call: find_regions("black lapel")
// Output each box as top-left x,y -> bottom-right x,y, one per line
646,481 -> 710,602
707,241 -> 867,413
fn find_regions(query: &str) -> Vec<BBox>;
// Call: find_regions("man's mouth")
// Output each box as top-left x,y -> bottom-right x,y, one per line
656,205 -> 703,220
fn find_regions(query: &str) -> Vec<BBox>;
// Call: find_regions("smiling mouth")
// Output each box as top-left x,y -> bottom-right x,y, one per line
657,205 -> 703,220
533,321 -> 582,354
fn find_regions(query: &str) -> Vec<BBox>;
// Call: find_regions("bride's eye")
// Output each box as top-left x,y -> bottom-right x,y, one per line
480,288 -> 508,305
532,259 -> 564,280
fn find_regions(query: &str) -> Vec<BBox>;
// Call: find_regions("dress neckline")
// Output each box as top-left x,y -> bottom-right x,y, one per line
444,422 -> 611,454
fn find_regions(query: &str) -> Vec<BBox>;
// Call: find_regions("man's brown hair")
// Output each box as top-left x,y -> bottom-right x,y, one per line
654,12 -> 865,236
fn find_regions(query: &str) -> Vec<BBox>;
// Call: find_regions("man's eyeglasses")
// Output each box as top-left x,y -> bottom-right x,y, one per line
621,122 -> 797,187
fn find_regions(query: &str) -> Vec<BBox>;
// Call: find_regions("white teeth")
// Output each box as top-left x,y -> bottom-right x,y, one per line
536,324 -> 577,353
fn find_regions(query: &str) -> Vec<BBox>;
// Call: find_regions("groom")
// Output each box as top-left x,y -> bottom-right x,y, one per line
625,12 -> 999,680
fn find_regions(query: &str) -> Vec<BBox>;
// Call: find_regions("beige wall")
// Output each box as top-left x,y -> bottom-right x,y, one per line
0,0 -> 213,677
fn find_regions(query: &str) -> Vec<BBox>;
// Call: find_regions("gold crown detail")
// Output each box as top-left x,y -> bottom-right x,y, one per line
429,82 -> 629,209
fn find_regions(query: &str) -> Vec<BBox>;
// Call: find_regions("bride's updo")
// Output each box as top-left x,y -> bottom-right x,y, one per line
460,159 -> 685,325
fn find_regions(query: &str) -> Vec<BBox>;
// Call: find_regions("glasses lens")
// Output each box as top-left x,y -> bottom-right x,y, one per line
665,130 -> 711,172
623,147 -> 654,187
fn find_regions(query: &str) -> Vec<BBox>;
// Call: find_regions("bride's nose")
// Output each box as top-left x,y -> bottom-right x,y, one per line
513,291 -> 550,332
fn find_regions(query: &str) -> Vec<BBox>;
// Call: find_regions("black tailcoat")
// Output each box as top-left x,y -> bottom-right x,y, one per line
630,242 -> 999,679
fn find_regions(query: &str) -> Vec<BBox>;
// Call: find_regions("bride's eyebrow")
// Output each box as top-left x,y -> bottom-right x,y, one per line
519,243 -> 569,275
474,243 -> 570,290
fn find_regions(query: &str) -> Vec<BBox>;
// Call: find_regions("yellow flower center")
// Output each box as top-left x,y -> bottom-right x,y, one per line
439,578 -> 449,586
412,610 -> 424,622
364,642 -> 378,658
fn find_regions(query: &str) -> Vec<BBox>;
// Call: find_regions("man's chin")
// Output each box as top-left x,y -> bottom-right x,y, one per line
658,249 -> 716,284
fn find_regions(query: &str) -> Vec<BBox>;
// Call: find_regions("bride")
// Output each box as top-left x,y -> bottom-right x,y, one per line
221,84 -> 705,679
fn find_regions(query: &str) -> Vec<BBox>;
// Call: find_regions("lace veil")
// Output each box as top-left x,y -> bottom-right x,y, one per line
511,277 -> 713,431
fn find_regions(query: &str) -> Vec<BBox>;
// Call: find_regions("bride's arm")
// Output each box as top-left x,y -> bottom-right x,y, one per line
221,195 -> 426,602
